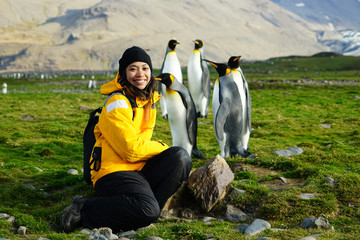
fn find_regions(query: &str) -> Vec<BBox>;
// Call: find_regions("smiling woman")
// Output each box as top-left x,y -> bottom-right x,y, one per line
60,46 -> 192,233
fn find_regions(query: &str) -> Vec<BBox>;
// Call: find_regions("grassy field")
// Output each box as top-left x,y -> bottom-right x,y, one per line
0,54 -> 359,239
240,52 -> 360,81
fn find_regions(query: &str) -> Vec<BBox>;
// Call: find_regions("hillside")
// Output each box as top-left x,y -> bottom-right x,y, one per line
0,0 -> 359,72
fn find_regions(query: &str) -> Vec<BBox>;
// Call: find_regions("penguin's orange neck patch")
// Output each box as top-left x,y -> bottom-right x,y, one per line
166,89 -> 176,95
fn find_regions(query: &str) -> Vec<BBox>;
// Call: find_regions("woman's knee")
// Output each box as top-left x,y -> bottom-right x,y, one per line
135,196 -> 161,223
170,147 -> 192,169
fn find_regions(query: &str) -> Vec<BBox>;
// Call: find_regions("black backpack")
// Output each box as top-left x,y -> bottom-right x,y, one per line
83,91 -> 135,185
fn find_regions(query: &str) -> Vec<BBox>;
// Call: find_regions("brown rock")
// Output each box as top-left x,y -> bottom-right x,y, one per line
187,155 -> 234,211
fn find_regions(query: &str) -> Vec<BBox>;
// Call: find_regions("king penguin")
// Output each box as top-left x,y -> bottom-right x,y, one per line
159,39 -> 183,120
187,39 -> 211,118
205,59 -> 248,158
228,56 -> 251,156
155,73 -> 204,159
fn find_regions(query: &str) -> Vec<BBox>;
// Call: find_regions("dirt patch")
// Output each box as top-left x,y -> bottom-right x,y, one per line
262,178 -> 306,192
240,164 -> 282,178
238,164 -> 306,192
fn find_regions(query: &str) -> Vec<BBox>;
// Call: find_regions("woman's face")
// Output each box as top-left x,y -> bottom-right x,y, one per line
126,61 -> 151,90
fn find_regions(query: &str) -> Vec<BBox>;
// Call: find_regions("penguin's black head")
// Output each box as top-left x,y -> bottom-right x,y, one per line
155,73 -> 174,88
228,56 -> 241,69
204,59 -> 231,77
168,39 -> 179,50
194,39 -> 204,49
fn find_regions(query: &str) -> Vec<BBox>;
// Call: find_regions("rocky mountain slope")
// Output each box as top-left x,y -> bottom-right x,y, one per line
270,0 -> 360,56
270,0 -> 360,31
0,0 -> 358,72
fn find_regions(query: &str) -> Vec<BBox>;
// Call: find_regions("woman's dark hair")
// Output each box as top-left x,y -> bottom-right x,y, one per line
119,72 -> 158,102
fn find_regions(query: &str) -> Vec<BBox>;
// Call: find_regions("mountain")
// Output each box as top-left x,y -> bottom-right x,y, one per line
270,0 -> 360,56
270,0 -> 360,31
0,0 -> 359,73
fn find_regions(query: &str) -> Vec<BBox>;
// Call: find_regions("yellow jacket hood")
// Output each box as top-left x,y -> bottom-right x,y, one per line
100,73 -> 124,95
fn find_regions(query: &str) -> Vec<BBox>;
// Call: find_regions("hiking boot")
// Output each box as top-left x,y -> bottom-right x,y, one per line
60,195 -> 86,233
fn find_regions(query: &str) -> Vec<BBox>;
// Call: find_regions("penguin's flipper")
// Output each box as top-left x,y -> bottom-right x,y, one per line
246,85 -> 251,130
173,82 -> 197,146
185,93 -> 197,146
242,72 -> 251,130
215,100 -> 231,141
201,60 -> 211,99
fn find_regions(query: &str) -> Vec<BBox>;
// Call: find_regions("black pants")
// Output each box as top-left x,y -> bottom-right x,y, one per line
81,147 -> 192,232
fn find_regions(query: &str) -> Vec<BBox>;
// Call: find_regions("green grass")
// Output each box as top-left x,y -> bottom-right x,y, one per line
239,53 -> 360,81
0,54 -> 359,239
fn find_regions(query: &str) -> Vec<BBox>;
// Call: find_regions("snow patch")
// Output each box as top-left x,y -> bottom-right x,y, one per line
318,30 -> 360,56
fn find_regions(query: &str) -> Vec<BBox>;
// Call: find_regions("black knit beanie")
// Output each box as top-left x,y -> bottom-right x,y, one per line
118,46 -> 152,75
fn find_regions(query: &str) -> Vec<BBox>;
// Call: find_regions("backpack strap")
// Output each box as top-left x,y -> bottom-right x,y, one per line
103,91 -> 136,120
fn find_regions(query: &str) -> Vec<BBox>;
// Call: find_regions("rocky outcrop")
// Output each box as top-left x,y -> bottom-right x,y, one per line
187,155 -> 234,211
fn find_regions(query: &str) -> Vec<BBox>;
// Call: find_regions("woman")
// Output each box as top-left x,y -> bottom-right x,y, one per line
60,46 -> 192,233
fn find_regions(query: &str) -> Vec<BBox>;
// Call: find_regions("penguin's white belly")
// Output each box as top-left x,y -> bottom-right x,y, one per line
159,84 -> 168,118
232,71 -> 250,149
188,56 -> 204,112
162,53 -> 183,83
232,71 -> 246,112
166,91 -> 192,155
212,80 -> 225,148
160,52 -> 182,118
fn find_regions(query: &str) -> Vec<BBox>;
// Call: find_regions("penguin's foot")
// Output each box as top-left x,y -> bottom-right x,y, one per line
192,148 -> 205,159
196,111 -> 208,118
242,150 -> 251,157
231,150 -> 253,159
243,150 -> 255,159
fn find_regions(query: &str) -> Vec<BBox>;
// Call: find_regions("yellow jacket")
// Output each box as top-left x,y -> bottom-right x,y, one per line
90,73 -> 168,186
